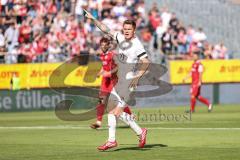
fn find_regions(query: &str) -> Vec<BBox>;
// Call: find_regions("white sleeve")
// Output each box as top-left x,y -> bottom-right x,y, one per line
198,64 -> 204,73
135,40 -> 147,60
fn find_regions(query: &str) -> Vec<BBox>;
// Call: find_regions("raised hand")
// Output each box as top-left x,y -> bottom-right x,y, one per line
83,9 -> 95,20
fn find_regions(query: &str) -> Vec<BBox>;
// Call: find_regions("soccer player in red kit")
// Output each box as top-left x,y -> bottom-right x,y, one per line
90,37 -> 132,129
183,53 -> 212,113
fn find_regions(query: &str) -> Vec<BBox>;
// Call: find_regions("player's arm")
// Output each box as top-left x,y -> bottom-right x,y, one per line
129,56 -> 150,89
198,64 -> 204,86
101,67 -> 118,77
182,71 -> 191,83
199,72 -> 202,86
84,9 -> 115,38
97,68 -> 104,77
136,57 -> 150,78
110,66 -> 118,74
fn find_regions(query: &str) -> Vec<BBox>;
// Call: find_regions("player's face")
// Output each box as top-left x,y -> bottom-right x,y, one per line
123,24 -> 135,40
193,54 -> 199,61
100,42 -> 110,53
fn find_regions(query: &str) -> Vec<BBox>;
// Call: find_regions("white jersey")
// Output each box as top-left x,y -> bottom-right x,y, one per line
110,32 -> 148,108
114,32 -> 147,63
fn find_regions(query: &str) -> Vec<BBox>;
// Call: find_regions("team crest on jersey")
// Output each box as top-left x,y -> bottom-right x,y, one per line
119,41 -> 132,50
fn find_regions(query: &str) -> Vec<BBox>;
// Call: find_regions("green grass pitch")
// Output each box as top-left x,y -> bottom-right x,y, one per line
0,105 -> 240,160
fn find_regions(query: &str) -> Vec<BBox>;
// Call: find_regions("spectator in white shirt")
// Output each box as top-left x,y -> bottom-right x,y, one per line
161,7 -> 172,30
47,41 -> 61,62
5,45 -> 19,64
0,0 -> 8,15
4,23 -> 19,51
193,28 -> 207,42
75,0 -> 87,21
212,43 -> 228,59
112,1 -> 127,17
0,28 -> 5,48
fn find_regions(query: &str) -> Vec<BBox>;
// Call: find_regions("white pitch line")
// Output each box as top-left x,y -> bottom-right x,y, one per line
0,126 -> 90,130
148,128 -> 240,130
0,126 -> 240,130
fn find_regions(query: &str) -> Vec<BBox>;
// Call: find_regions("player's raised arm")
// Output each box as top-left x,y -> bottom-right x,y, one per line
83,9 -> 115,38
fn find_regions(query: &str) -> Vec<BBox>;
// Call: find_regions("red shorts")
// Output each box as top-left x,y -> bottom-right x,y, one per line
99,76 -> 118,97
190,84 -> 201,97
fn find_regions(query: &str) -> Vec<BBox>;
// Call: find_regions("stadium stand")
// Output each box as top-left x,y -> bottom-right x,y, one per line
0,0 -> 238,64
146,0 -> 240,59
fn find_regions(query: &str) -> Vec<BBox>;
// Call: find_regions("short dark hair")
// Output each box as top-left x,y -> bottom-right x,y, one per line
123,20 -> 136,29
100,37 -> 111,45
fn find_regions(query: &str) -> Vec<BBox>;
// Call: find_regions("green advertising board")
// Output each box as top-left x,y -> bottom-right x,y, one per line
0,88 -> 98,112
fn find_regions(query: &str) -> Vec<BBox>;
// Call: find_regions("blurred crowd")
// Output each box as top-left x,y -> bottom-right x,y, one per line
0,0 -> 228,64
147,3 -> 228,61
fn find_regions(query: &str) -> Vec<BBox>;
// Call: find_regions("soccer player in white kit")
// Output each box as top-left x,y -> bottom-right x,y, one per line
84,9 -> 150,151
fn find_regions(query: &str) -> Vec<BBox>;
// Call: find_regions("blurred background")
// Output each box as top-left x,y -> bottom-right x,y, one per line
0,0 -> 240,112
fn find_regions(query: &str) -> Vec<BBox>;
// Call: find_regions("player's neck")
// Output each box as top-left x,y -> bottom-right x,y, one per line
103,51 -> 108,54
194,59 -> 200,62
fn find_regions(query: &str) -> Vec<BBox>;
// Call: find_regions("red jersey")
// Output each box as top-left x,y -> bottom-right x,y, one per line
99,51 -> 117,77
99,51 -> 118,96
68,28 -> 78,40
48,3 -> 57,14
19,44 -> 35,62
100,51 -> 117,72
37,2 -> 47,16
18,5 -> 28,17
70,42 -> 81,57
19,25 -> 31,43
191,60 -> 203,85
56,31 -> 68,44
